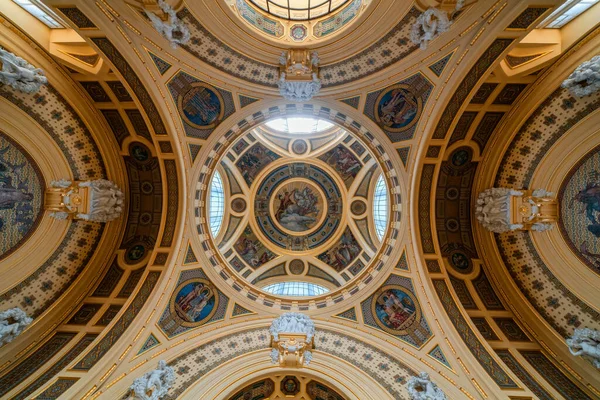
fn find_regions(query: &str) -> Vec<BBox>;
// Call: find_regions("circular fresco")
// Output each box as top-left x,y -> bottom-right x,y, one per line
169,278 -> 218,327
351,199 -> 367,215
231,197 -> 247,213
178,83 -> 224,129
254,163 -> 342,250
289,259 -> 305,275
371,285 -> 421,335
375,84 -> 422,132
0,132 -> 45,260
559,146 -> 600,274
447,250 -> 473,273
270,180 -> 326,234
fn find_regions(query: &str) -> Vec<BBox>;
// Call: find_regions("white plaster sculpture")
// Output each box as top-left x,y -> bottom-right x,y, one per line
406,372 -> 447,400
270,312 -> 316,342
277,72 -> 322,102
48,179 -> 124,222
0,47 -> 47,94
475,188 -> 524,233
270,312 -> 315,367
410,0 -> 464,50
144,0 -> 190,49
0,307 -> 33,347
567,328 -> 600,368
562,55 -> 600,98
475,188 -> 557,233
130,360 -> 176,400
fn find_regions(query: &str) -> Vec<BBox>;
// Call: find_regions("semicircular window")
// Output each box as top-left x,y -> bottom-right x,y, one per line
265,117 -> 334,134
209,171 -> 225,238
263,282 -> 329,296
248,0 -> 352,21
373,174 -> 388,241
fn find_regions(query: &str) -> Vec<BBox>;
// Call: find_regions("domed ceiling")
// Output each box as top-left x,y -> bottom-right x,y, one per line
1,0 -> 600,399
205,117 -> 388,294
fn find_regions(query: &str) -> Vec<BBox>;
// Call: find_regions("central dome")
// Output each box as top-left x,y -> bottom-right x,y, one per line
205,116 -> 389,297
247,0 -> 352,20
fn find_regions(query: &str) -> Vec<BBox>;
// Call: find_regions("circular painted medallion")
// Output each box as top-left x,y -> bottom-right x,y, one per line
291,140 -> 308,154
178,83 -> 224,129
254,163 -> 342,251
169,278 -> 218,327
0,132 -> 45,260
448,250 -> 473,273
375,84 -> 422,132
231,197 -> 247,213
559,146 -> 600,274
290,24 -> 307,41
289,259 -> 305,275
270,180 -> 326,234
371,285 -> 421,335
351,199 -> 366,215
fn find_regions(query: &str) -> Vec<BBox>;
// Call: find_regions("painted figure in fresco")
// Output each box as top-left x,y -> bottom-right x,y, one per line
378,88 -> 418,129
0,147 -> 33,230
236,144 -> 279,185
275,186 -> 319,232
182,87 -> 220,126
318,229 -> 360,271
572,180 -> 600,237
234,228 -> 275,268
375,289 -> 416,330
320,145 -> 361,182
174,282 -> 213,323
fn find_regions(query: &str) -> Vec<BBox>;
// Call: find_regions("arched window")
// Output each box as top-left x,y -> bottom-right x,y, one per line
373,174 -> 388,241
247,0 -> 352,21
265,117 -> 334,134
209,171 -> 225,238
263,281 -> 329,296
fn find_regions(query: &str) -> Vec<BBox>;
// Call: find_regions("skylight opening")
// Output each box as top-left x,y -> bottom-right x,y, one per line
373,174 -> 388,241
209,171 -> 225,238
248,0 -> 352,21
263,281 -> 330,296
13,0 -> 65,28
265,117 -> 334,134
538,0 -> 599,28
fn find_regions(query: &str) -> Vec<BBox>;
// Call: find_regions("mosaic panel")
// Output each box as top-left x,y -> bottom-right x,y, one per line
472,111 -> 505,152
520,350 -> 591,399
317,144 -> 362,187
505,52 -> 547,69
313,0 -> 361,38
0,132 -> 45,259
229,378 -> 275,400
395,251 -> 409,271
138,333 -> 160,355
236,0 -> 283,37
106,81 -> 133,102
418,164 -> 435,253
433,280 -> 517,388
167,72 -> 235,139
470,83 -> 498,104
158,269 -> 228,337
234,225 -> 277,268
79,81 -> 110,102
364,73 -> 432,142
559,144 -> 600,274
495,350 -> 553,400
507,7 -> 549,29
188,144 -> 202,163
448,111 -> 477,147
471,317 -> 499,340
361,274 -> 432,347
184,244 -> 198,264
335,307 -> 357,321
429,52 -> 454,77
101,109 -> 129,145
0,332 -> 76,398
74,272 -> 161,370
307,264 -> 339,286
472,270 -> 505,310
448,275 -> 478,309
57,7 -> 97,28
397,147 -> 410,167
160,159 -> 179,247
235,143 -> 281,186
317,227 -> 360,271
232,303 -> 254,317
239,94 -> 260,108
92,260 -> 123,297
148,51 -> 172,75
492,83 -> 528,105
306,380 -> 345,400
493,318 -> 530,342
95,304 -> 123,326
33,378 -> 78,400
67,303 -> 102,325
13,334 -> 97,400
428,345 -> 451,369
252,263 -> 286,284
433,39 -> 513,139
340,96 -> 360,109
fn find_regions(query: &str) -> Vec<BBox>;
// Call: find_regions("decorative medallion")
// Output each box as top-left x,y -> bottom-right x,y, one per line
129,142 -> 151,163
281,376 -> 301,395
0,132 -> 44,260
375,84 -> 422,132
290,24 -> 308,41
272,180 -> 326,234
449,147 -> 472,169
371,284 -> 422,336
559,146 -> 600,274
447,250 -> 473,273
125,243 -> 148,264
289,259 -> 305,275
291,139 -> 308,154
177,83 -> 224,129
351,199 -> 367,215
169,278 -> 218,327
254,163 -> 342,250
231,197 -> 247,213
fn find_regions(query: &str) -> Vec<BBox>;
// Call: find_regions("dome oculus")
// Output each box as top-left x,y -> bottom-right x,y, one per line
247,0 -> 352,21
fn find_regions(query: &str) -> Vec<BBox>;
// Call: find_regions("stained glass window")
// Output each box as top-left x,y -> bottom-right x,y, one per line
373,174 -> 388,241
209,171 -> 225,238
248,0 -> 352,20
263,281 -> 329,296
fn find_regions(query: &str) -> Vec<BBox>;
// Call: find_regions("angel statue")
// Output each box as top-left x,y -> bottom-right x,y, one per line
0,307 -> 33,347
410,0 -> 464,50
0,47 -> 47,93
144,0 -> 190,49
130,360 -> 176,400
567,328 -> 600,368
406,372 -> 447,400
